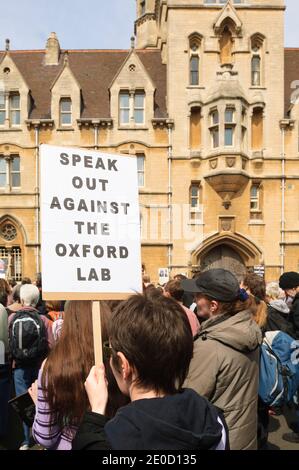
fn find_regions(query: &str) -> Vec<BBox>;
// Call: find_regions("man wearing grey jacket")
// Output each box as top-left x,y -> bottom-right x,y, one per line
182,269 -> 262,450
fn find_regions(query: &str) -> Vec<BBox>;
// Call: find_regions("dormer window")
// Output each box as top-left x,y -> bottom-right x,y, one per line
119,90 -> 145,127
119,92 -> 130,125
9,93 -> 20,126
0,94 -> 5,125
60,97 -> 72,126
134,91 -> 145,124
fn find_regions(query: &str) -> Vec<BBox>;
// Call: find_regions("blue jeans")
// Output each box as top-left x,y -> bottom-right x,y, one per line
13,367 -> 39,446
0,364 -> 11,437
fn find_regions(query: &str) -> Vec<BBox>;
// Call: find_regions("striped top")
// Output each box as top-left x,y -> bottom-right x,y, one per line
32,368 -> 77,450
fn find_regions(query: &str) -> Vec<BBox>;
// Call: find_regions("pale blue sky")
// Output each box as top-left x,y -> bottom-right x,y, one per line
0,0 -> 297,50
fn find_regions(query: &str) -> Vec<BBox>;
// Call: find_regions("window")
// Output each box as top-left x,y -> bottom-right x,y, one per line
189,183 -> 202,222
0,93 -> 5,125
119,90 -> 145,126
0,158 -> 6,187
224,108 -> 235,146
190,56 -> 199,86
119,92 -> 130,125
210,109 -> 219,148
11,156 -> 21,187
0,155 -> 21,189
211,110 -> 219,125
250,185 -> 260,211
250,183 -> 263,220
137,154 -> 145,187
212,128 -> 219,148
60,98 -> 72,126
9,94 -> 20,125
251,56 -> 261,86
134,92 -> 145,124
251,34 -> 264,87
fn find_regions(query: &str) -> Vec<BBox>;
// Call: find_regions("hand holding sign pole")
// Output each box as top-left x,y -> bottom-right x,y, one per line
92,301 -> 103,366
40,145 -> 142,367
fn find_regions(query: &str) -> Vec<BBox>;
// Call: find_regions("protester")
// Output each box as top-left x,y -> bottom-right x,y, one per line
8,284 -> 54,450
174,274 -> 194,309
241,273 -> 268,331
6,284 -> 23,315
182,269 -> 262,450
35,272 -> 47,316
72,294 -> 228,451
0,279 -> 12,307
29,300 -> 128,450
265,282 -> 295,337
279,272 -> 299,339
142,275 -> 152,289
7,279 -> 16,305
164,279 -> 200,337
0,286 -> 10,440
279,272 -> 299,444
46,300 -> 64,322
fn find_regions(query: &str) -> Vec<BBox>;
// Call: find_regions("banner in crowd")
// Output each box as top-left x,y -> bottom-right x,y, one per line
40,144 -> 142,300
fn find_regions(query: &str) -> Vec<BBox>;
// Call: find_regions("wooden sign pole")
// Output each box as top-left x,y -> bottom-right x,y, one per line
92,301 -> 103,366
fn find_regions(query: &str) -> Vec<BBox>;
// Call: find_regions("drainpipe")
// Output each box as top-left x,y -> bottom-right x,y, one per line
167,122 -> 173,276
280,125 -> 286,275
34,125 -> 40,274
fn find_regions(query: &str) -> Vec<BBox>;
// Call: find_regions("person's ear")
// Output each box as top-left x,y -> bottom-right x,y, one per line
210,300 -> 219,313
117,352 -> 131,381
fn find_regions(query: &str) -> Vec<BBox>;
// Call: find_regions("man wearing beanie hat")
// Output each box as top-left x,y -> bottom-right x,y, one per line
279,271 -> 299,340
182,269 -> 262,450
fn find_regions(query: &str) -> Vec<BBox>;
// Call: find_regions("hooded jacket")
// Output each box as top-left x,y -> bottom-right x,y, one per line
265,300 -> 296,338
289,293 -> 299,339
184,309 -> 262,450
72,388 -> 227,450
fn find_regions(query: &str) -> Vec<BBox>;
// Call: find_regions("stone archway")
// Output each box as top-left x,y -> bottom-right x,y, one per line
191,232 -> 263,282
200,244 -> 246,281
0,215 -> 25,281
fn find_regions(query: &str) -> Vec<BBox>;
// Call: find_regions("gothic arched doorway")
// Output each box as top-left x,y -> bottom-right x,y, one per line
0,217 -> 24,281
200,244 -> 246,281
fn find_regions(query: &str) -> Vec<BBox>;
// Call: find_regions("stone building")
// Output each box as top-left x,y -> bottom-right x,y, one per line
0,0 -> 298,283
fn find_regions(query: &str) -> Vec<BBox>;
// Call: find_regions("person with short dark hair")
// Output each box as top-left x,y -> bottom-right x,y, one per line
6,284 -> 22,315
72,294 -> 227,450
21,277 -> 32,285
279,271 -> 299,340
182,269 -> 262,450
174,274 -> 194,308
164,279 -> 199,337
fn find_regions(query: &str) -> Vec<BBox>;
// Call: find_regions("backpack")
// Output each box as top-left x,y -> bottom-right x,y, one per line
9,309 -> 49,366
259,330 -> 299,407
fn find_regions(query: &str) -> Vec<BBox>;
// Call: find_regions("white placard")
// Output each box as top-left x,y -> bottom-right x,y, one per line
40,145 -> 142,299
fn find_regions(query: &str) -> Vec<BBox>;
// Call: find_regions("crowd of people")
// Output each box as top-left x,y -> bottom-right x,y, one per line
0,268 -> 299,451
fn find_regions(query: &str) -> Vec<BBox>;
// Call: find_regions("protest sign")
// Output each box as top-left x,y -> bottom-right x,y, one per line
40,144 -> 143,364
